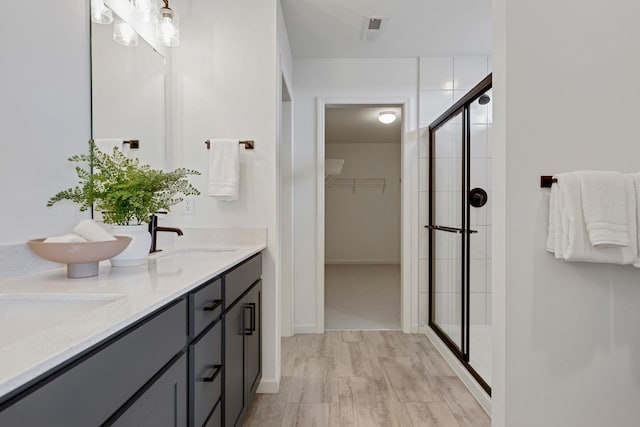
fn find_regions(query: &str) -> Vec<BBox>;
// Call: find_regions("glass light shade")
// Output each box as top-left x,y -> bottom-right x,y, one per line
113,18 -> 139,47
91,0 -> 113,24
378,111 -> 397,124
156,7 -> 180,47
130,0 -> 157,23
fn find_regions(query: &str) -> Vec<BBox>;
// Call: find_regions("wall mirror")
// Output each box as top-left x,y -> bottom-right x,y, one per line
90,1 -> 167,171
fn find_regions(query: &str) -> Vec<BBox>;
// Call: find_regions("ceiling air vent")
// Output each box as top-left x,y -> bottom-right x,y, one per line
362,16 -> 388,41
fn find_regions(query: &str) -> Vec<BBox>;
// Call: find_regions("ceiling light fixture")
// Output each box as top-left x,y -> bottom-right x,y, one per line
91,0 -> 113,24
378,111 -> 397,124
157,0 -> 180,47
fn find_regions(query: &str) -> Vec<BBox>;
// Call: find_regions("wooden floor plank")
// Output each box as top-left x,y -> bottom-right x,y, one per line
242,332 -> 490,427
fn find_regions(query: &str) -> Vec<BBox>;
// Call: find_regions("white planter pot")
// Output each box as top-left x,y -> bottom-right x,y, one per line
109,224 -> 151,267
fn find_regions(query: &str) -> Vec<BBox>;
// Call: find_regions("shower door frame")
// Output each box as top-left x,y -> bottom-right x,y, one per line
428,74 -> 492,395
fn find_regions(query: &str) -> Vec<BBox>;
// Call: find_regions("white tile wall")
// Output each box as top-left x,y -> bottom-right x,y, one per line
470,226 -> 488,259
470,292 -> 487,324
470,125 -> 489,158
420,57 -> 454,90
420,90 -> 455,126
470,259 -> 488,293
453,56 -> 488,90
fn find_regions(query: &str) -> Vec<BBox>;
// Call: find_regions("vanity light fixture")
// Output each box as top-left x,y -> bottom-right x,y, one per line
378,111 -> 397,124
91,0 -> 113,24
157,0 -> 180,47
130,0 -> 157,23
113,17 -> 139,47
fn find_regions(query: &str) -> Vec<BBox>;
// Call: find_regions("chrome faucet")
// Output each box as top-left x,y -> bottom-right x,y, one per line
148,214 -> 183,253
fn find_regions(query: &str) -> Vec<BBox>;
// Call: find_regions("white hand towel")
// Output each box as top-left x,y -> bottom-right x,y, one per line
73,219 -> 116,242
95,138 -> 122,153
44,233 -> 88,243
207,139 -> 240,201
545,182 -> 564,258
546,182 -> 557,253
577,171 -> 630,247
559,172 -> 636,264
630,173 -> 640,268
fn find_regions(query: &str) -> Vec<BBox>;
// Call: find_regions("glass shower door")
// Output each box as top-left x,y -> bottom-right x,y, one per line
427,74 -> 492,395
428,110 -> 466,354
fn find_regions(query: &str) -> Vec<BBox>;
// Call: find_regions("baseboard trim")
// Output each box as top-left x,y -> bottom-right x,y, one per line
256,377 -> 280,394
424,327 -> 492,416
324,260 -> 401,265
294,324 -> 318,334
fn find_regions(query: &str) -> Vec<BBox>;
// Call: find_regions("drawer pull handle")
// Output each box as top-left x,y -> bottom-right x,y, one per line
203,299 -> 223,311
203,364 -> 222,382
244,303 -> 256,335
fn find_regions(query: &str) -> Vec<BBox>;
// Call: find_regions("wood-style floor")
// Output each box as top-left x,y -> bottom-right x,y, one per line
242,331 -> 491,427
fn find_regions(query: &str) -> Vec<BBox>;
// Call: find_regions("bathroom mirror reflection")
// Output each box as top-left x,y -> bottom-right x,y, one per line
90,5 -> 166,170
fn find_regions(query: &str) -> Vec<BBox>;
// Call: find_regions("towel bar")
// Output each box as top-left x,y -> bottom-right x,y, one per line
541,176 -> 558,188
204,140 -> 254,150
123,140 -> 140,149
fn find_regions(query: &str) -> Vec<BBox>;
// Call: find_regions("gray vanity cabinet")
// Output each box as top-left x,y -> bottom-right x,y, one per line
223,254 -> 262,427
0,251 -> 263,427
0,299 -> 188,427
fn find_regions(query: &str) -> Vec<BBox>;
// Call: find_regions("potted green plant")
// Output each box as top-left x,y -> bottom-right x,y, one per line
48,140 -> 200,266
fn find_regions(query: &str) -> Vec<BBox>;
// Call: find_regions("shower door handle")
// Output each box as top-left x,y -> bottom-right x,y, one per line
424,225 -> 477,234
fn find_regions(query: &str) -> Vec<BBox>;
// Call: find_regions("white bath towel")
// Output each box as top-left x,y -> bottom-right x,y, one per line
546,182 -> 564,258
577,171 -> 630,247
44,233 -> 88,243
73,219 -> 116,242
558,172 -> 636,264
207,139 -> 240,201
630,173 -> 640,268
546,181 -> 557,253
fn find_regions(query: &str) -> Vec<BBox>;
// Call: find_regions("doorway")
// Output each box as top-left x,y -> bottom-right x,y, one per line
279,73 -> 294,337
322,104 -> 402,330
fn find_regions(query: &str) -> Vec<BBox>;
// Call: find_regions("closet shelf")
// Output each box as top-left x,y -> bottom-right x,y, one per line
326,178 -> 387,193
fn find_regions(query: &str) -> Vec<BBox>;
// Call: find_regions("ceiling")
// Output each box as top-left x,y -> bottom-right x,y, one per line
280,0 -> 492,58
325,105 -> 402,144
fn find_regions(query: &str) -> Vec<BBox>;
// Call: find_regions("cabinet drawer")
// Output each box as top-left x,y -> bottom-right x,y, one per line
189,321 -> 222,427
189,278 -> 222,339
203,398 -> 221,427
224,253 -> 262,308
0,299 -> 187,426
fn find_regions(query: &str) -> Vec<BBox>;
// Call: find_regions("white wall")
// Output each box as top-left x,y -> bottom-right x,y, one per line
292,58 -> 419,332
171,0 -> 281,392
0,3 -> 90,244
325,143 -> 401,263
277,0 -> 295,338
493,0 -> 640,425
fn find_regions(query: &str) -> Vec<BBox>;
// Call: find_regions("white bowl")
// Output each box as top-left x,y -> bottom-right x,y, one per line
28,236 -> 132,278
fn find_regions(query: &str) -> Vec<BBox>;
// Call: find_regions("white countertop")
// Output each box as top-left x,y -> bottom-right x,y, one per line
0,242 -> 265,400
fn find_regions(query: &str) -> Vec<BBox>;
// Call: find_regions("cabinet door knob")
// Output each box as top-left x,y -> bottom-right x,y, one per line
203,299 -> 223,311
203,364 -> 222,382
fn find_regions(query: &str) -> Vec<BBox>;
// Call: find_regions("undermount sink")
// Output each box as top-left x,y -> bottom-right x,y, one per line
151,248 -> 239,261
0,293 -> 123,347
